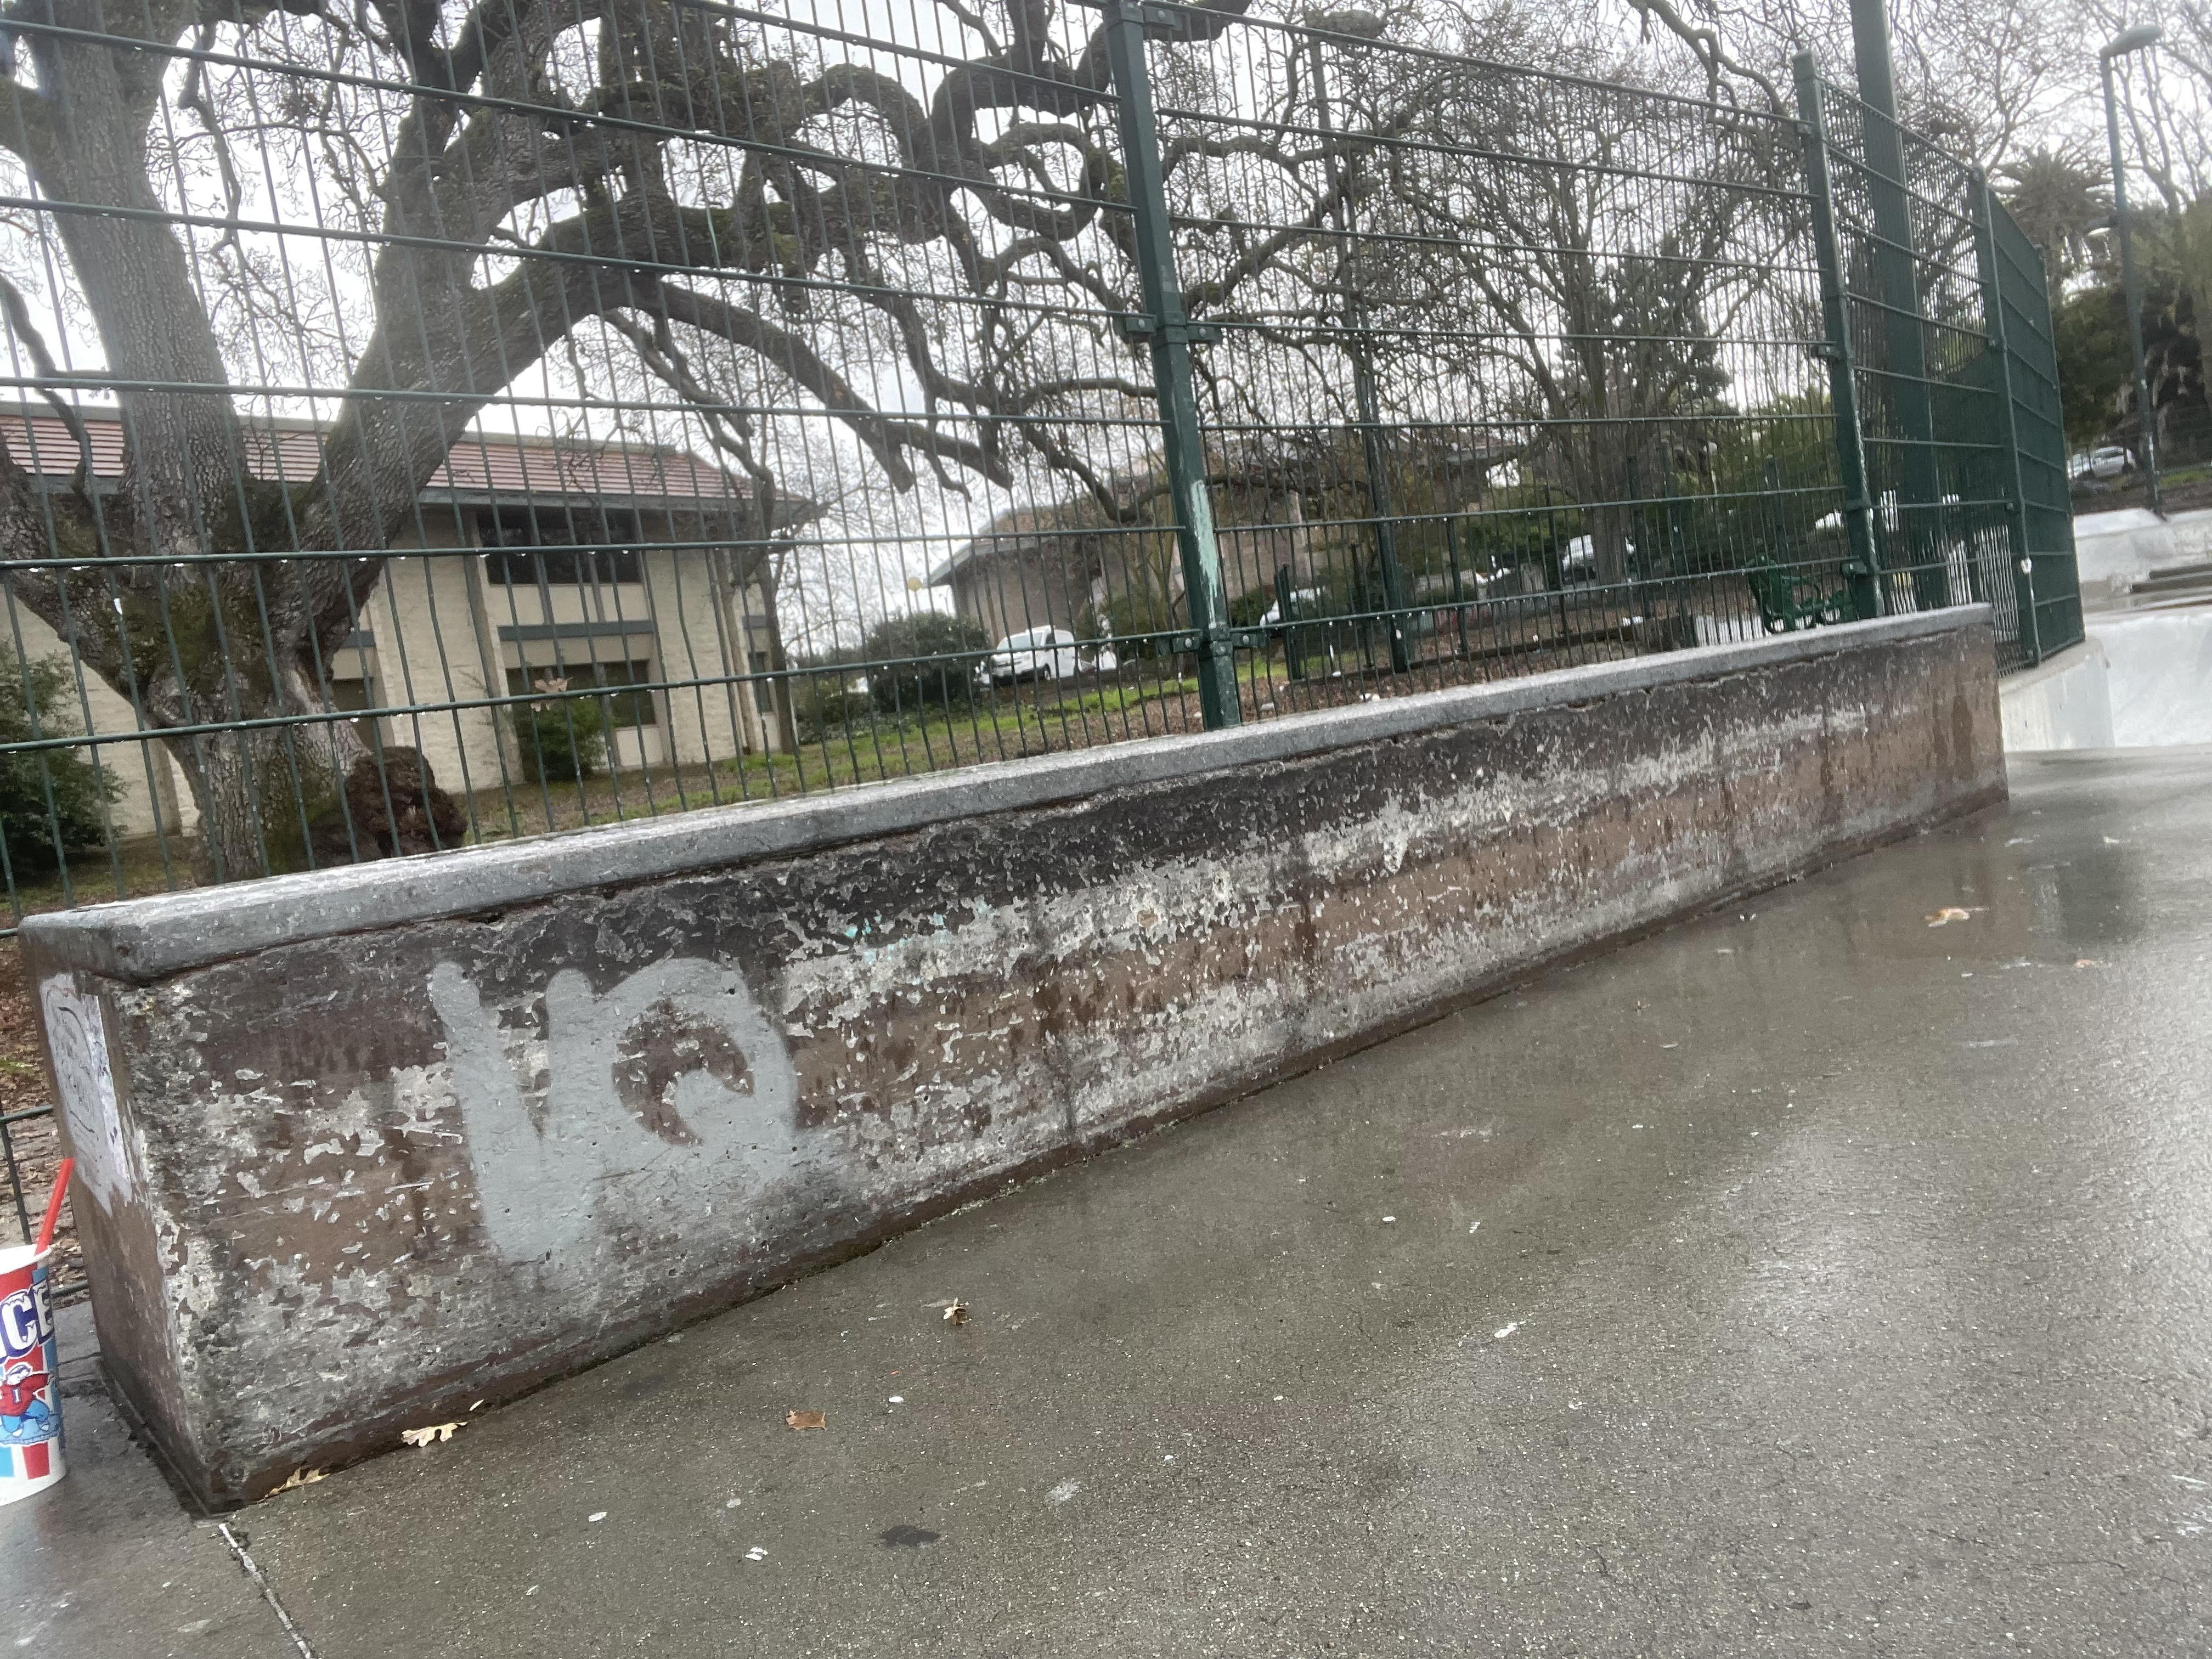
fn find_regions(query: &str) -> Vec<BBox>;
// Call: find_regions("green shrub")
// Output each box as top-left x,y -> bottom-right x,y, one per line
860,613 -> 991,715
792,670 -> 866,740
0,653 -> 120,870
511,682 -> 607,782
1227,587 -> 1276,630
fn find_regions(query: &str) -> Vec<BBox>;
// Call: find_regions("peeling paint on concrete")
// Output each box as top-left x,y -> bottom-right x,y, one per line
20,613 -> 2004,1506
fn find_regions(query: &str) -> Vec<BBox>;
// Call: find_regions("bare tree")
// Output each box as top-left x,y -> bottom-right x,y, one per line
1167,9 -> 1807,586
0,0 -> 1259,876
1625,0 -> 2081,170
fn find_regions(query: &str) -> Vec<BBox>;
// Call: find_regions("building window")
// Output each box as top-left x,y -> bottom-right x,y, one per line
480,507 -> 642,587
507,659 -> 659,727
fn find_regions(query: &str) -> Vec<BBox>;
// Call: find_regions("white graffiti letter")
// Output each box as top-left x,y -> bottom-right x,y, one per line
428,958 -> 802,1268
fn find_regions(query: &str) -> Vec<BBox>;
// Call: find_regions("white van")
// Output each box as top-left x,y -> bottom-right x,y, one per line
983,627 -> 1081,685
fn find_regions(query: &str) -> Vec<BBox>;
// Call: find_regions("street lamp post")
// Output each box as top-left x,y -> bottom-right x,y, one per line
2101,23 -> 2164,516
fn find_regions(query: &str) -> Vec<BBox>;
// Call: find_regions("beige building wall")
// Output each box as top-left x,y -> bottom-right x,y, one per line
637,546 -> 777,765
0,603 -> 194,842
945,501 -> 1308,642
951,544 -> 1104,645
0,507 -> 787,855
352,512 -> 514,801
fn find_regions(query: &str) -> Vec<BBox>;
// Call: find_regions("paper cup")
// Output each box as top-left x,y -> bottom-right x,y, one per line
0,1245 -> 63,1503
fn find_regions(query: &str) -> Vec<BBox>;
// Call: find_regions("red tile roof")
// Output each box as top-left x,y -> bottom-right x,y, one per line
0,405 -> 751,506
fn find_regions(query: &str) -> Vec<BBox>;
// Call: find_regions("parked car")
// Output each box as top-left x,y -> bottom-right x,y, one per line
1259,588 -> 1327,627
2086,445 -> 2135,481
983,627 -> 1080,684
1560,535 -> 1638,583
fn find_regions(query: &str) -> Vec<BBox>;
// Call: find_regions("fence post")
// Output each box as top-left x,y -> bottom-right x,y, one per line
1099,0 -> 1239,727
1970,170 -> 2042,667
1762,455 -> 1788,565
1849,0 -> 1947,611
1276,565 -> 1306,681
1792,53 -> 1882,623
1308,35 -> 1413,674
1447,518 -> 1470,659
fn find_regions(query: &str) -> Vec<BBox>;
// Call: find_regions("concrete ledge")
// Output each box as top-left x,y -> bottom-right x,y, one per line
2091,609 -> 2212,748
28,605 -> 1984,984
24,607 -> 2002,1507
2074,505 -> 2212,606
1999,640 -> 2114,752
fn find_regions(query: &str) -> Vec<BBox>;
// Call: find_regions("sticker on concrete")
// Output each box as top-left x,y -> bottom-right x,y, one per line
37,977 -> 129,1213
428,957 -> 805,1267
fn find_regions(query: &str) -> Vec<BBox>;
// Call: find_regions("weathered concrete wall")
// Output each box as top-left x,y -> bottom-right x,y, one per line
23,608 -> 2002,1508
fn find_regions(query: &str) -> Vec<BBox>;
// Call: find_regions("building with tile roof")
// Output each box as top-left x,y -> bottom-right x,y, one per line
1,405 -> 793,843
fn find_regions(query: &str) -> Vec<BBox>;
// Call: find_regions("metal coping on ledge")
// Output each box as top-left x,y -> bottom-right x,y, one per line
22,606 -> 1990,984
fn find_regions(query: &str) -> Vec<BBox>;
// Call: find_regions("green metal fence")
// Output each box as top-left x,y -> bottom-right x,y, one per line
0,0 -> 2080,948
1791,53 -> 2082,673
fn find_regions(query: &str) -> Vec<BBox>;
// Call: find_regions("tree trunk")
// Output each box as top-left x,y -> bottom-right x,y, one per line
170,729 -> 341,884
160,658 -> 466,882
755,570 -> 802,755
160,650 -> 365,882
32,21 -> 252,571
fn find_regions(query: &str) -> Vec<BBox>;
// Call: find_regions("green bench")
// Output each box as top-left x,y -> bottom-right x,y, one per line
1746,558 -> 1855,633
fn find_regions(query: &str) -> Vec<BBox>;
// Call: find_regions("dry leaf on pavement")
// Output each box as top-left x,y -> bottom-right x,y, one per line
400,1422 -> 462,1448
269,1466 -> 325,1493
785,1409 -> 827,1431
943,1300 -> 969,1325
1925,907 -> 1971,927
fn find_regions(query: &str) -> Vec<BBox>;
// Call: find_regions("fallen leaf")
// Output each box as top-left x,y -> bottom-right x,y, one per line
943,1300 -> 969,1326
1925,907 -> 1971,927
400,1422 -> 462,1448
2074,958 -> 2105,969
269,1466 -> 324,1494
785,1409 -> 827,1431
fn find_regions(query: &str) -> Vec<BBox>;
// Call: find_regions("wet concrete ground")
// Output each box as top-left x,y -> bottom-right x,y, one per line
8,748 -> 2211,1657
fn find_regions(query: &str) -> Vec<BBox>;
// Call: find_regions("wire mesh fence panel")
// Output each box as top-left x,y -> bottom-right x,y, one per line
0,0 -> 1275,926
1147,15 -> 1849,717
0,0 -> 2087,947
1984,195 -> 2084,660
1810,75 -> 2040,667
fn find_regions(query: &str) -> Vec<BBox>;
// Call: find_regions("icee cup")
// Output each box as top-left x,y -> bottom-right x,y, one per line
0,1245 -> 63,1502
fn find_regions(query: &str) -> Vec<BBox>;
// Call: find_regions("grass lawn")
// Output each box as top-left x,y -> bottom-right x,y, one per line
454,673 -> 1207,842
